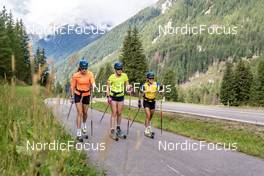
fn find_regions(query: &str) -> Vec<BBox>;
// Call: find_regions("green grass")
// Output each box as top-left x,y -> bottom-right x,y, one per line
0,84 -> 104,175
93,101 -> 264,159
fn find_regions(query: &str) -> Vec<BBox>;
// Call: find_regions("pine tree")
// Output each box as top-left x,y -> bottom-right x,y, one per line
34,48 -> 49,86
233,60 -> 253,105
0,7 -> 31,83
39,49 -> 49,86
19,19 -> 31,83
121,27 -> 132,69
121,26 -> 147,84
0,7 -> 12,79
220,62 -> 235,106
250,59 -> 264,106
34,47 -> 41,72
14,20 -> 25,81
55,82 -> 63,94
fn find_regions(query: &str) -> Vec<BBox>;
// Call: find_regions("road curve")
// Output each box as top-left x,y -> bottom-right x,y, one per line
45,98 -> 264,176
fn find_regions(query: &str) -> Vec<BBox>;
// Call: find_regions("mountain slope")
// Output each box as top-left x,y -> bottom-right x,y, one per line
57,0 -> 264,83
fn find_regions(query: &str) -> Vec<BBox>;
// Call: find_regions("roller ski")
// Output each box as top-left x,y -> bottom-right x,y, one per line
144,126 -> 155,139
110,130 -> 119,141
76,135 -> 83,142
116,128 -> 127,139
82,128 -> 88,139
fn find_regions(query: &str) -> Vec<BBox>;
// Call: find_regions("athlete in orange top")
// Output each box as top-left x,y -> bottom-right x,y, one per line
70,59 -> 95,142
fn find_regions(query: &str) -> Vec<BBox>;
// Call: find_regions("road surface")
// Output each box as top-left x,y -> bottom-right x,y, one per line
45,98 -> 264,176
95,98 -> 264,126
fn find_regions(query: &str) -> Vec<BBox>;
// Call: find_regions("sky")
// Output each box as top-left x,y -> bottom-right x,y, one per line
0,0 -> 158,34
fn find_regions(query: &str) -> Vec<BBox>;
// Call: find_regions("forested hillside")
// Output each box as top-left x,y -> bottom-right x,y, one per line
57,0 -> 264,84
177,56 -> 264,106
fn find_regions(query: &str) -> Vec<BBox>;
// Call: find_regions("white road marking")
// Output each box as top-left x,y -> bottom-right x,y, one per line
166,164 -> 184,176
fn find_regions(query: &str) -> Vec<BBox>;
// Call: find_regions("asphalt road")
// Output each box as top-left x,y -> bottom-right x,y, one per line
95,98 -> 264,126
45,98 -> 264,176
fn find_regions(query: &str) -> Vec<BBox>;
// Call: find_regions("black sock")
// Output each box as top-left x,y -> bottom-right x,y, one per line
116,126 -> 121,130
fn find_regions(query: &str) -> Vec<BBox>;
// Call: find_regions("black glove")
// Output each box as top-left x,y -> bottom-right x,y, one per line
159,85 -> 164,91
138,100 -> 142,108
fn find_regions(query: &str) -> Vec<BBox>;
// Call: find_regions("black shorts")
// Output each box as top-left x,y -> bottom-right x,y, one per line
110,96 -> 124,102
143,100 -> 156,110
74,94 -> 90,104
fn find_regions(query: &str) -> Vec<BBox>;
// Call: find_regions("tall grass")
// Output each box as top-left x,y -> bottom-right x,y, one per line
0,84 -> 103,175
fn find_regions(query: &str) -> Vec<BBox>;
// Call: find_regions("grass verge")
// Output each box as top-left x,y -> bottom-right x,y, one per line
93,101 -> 264,159
0,84 -> 104,175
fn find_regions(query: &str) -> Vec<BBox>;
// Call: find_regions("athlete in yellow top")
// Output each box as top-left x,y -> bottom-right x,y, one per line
106,62 -> 131,139
70,59 -> 95,142
138,71 -> 162,138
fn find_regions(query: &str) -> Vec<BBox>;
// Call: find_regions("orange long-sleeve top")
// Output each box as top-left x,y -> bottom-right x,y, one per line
71,71 -> 95,96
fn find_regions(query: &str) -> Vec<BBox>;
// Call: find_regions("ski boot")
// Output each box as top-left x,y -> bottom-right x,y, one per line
144,126 -> 154,139
149,126 -> 155,138
116,128 -> 127,139
110,130 -> 119,141
82,128 -> 88,139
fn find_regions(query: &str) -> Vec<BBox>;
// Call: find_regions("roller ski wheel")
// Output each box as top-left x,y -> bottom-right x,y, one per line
110,132 -> 119,141
116,129 -> 127,139
76,136 -> 83,142
83,134 -> 88,139
145,132 -> 155,139
82,129 -> 88,139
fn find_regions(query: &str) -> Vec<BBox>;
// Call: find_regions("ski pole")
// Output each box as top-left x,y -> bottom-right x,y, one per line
127,91 -> 132,135
160,94 -> 163,134
130,90 -> 141,128
90,91 -> 93,136
67,94 -> 77,120
100,103 -> 110,123
130,108 -> 140,128
67,101 -> 73,120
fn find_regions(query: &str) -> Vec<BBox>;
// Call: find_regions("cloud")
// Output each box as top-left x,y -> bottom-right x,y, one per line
1,0 -> 30,15
1,0 -> 158,34
11,0 -> 30,15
